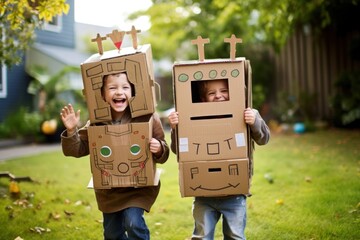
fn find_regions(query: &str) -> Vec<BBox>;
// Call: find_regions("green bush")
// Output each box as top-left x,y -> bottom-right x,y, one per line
331,71 -> 360,128
0,107 -> 44,142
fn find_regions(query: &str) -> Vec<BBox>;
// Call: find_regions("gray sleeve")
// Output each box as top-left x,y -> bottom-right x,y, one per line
249,109 -> 270,145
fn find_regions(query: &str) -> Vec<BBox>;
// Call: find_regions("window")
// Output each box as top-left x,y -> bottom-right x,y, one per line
0,64 -> 7,98
43,15 -> 62,32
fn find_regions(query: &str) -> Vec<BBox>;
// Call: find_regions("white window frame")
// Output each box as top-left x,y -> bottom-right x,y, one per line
0,64 -> 7,98
43,15 -> 63,32
0,24 -> 7,98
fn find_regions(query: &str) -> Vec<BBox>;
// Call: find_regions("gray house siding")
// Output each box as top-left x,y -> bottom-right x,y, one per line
0,60 -> 32,122
0,0 -> 75,123
35,0 -> 75,48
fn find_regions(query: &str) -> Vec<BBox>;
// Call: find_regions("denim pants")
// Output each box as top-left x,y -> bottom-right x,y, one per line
192,195 -> 247,240
103,207 -> 149,240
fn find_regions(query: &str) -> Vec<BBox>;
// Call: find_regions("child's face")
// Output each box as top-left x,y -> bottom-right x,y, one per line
201,80 -> 229,102
102,73 -> 132,113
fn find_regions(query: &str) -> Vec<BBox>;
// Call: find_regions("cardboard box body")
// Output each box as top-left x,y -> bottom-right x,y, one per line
173,59 -> 248,162
87,116 -> 157,189
179,159 -> 249,197
81,44 -> 156,124
173,58 -> 251,197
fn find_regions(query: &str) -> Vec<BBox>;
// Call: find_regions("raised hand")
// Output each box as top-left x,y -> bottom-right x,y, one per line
60,103 -> 81,136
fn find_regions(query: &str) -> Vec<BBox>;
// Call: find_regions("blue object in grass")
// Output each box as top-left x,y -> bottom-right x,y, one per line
293,122 -> 306,134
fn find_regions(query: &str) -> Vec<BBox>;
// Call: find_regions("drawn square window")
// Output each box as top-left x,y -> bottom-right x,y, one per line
191,79 -> 230,103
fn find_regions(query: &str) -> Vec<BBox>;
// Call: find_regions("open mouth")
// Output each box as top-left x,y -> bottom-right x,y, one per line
113,98 -> 126,104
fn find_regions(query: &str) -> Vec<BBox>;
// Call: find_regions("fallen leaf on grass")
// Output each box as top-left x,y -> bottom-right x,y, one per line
14,236 -> 24,240
13,199 -> 31,208
64,210 -> 75,216
5,205 -> 13,211
64,210 -> 75,220
48,212 -> 61,220
30,226 -> 51,234
264,173 -> 274,184
23,192 -> 35,200
349,202 -> 360,214
304,176 -> 312,182
348,209 -> 357,214
276,199 -> 284,205
95,219 -> 103,223
8,210 -> 16,219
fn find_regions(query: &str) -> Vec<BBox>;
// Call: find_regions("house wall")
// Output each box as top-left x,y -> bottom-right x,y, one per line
35,0 -> 75,48
0,0 -> 75,123
0,60 -> 33,122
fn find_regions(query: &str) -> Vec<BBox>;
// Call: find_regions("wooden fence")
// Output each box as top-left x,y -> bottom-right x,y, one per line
270,26 -> 360,121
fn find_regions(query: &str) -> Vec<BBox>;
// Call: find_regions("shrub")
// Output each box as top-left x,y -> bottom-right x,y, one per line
331,71 -> 360,128
0,107 -> 44,142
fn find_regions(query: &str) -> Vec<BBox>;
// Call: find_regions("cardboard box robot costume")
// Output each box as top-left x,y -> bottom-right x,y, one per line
80,26 -> 160,189
172,35 -> 254,197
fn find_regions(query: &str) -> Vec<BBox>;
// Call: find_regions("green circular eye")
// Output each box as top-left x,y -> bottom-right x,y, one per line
231,69 -> 240,77
178,74 -> 189,82
100,146 -> 112,157
194,71 -> 203,80
130,144 -> 141,155
209,70 -> 217,79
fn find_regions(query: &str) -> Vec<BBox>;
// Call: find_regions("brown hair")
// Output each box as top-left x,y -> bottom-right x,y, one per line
199,79 -> 229,102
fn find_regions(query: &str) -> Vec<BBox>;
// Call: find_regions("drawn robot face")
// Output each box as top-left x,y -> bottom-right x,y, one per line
181,159 -> 249,196
88,122 -> 153,188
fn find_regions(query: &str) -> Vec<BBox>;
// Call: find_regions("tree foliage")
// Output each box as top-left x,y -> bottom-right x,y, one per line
130,0 -> 359,61
0,0 -> 69,67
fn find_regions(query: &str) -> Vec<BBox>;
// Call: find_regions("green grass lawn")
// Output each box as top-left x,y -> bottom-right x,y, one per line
0,129 -> 359,240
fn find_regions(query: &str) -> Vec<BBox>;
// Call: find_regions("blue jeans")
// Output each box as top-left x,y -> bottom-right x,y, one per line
192,195 -> 247,240
103,207 -> 149,240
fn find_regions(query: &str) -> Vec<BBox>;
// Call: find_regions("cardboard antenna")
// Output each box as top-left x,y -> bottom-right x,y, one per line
191,36 -> 210,61
107,30 -> 126,51
126,25 -> 141,49
224,34 -> 242,60
91,33 -> 107,55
